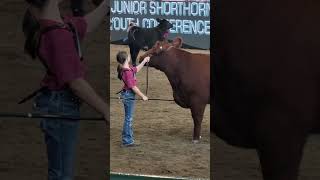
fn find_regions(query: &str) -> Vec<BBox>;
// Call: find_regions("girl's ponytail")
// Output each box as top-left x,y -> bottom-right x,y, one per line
117,64 -> 122,80
23,0 -> 47,59
22,9 -> 41,59
25,0 -> 47,9
116,51 -> 128,80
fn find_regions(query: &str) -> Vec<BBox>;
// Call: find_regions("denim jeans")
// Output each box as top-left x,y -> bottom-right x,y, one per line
33,89 -> 80,180
120,90 -> 136,145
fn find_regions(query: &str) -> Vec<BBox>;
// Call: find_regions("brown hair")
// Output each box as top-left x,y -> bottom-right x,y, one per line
22,0 -> 48,59
22,9 -> 41,59
116,51 -> 128,80
25,0 -> 48,8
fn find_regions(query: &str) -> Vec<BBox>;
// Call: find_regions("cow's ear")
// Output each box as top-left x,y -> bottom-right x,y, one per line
173,37 -> 183,48
156,18 -> 161,22
154,41 -> 161,48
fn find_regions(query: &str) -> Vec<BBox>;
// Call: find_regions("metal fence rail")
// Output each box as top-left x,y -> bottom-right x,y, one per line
0,113 -> 104,121
110,172 -> 189,180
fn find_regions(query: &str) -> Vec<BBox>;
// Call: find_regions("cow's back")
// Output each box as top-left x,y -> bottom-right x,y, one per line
214,0 -> 320,147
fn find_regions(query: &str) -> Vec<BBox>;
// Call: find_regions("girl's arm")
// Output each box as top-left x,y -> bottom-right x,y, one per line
84,0 -> 109,33
68,78 -> 109,121
136,56 -> 150,72
131,86 -> 148,101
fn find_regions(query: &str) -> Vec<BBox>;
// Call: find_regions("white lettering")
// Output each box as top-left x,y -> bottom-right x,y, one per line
110,1 -> 211,38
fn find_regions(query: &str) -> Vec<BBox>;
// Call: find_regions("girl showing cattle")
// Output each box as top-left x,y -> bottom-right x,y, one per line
22,0 -> 108,179
116,51 -> 149,147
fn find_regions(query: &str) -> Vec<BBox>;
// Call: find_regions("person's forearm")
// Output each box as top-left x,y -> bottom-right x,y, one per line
68,78 -> 108,116
84,0 -> 109,33
131,86 -> 145,98
136,60 -> 147,72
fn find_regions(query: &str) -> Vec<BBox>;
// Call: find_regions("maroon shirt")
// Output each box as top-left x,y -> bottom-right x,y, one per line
38,16 -> 87,90
122,67 -> 137,90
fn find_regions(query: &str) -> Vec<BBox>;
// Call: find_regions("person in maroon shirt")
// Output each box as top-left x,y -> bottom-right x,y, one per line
116,51 -> 149,147
22,0 -> 108,179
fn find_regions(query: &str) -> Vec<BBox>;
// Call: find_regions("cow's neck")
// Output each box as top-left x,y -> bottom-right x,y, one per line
153,52 -> 178,75
152,51 -> 180,89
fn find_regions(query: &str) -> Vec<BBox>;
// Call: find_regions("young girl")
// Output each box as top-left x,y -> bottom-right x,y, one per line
22,0 -> 108,179
116,51 -> 149,147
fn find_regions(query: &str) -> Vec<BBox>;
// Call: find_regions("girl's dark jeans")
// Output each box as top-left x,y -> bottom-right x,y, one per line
33,89 -> 80,180
120,89 -> 136,145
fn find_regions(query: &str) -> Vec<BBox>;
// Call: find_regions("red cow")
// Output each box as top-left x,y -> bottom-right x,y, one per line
140,37 -> 210,143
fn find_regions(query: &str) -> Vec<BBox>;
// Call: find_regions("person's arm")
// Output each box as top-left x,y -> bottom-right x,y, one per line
132,86 -> 148,101
136,56 -> 150,72
122,68 -> 148,100
84,0 -> 109,33
69,78 -> 109,121
44,29 -> 109,122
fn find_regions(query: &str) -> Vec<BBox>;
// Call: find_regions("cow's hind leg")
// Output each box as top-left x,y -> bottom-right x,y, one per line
257,136 -> 305,180
255,110 -> 307,180
190,103 -> 206,143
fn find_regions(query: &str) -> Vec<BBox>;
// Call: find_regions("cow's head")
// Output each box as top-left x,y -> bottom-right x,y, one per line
156,18 -> 173,31
138,37 -> 183,67
152,37 -> 182,54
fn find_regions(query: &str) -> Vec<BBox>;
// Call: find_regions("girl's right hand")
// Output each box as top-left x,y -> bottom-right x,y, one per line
143,56 -> 150,63
142,95 -> 148,101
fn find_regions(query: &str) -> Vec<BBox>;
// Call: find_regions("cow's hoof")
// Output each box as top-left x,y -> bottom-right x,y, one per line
192,136 -> 202,144
192,140 -> 200,144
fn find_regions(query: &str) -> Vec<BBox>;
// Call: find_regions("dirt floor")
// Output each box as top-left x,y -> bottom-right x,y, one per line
211,130 -> 320,180
0,1 -> 108,180
109,45 -> 210,179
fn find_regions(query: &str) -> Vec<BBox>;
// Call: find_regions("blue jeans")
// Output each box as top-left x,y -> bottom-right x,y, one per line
121,90 -> 136,145
33,89 -> 80,180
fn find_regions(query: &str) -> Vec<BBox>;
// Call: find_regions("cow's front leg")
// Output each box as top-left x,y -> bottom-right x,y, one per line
129,44 -> 140,66
255,107 -> 308,180
190,103 -> 206,143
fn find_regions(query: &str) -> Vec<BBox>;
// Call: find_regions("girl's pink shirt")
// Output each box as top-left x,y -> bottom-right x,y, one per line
122,67 -> 137,90
38,16 -> 87,90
